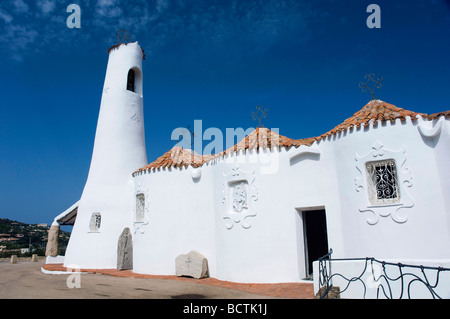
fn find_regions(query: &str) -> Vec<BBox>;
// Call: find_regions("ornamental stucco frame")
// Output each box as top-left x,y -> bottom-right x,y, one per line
355,141 -> 414,225
133,183 -> 150,234
222,165 -> 258,230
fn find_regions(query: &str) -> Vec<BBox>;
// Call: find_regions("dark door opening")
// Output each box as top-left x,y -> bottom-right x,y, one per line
303,209 -> 328,278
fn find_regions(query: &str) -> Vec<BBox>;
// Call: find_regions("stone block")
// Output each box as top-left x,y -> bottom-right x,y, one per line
10,255 -> 18,264
314,286 -> 341,299
175,251 -> 209,279
117,228 -> 133,270
31,254 -> 39,262
45,224 -> 60,257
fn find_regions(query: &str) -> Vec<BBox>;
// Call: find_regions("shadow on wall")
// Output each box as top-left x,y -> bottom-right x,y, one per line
290,152 -> 321,166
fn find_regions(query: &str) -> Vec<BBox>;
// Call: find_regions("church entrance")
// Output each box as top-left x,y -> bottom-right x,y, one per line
302,209 -> 328,278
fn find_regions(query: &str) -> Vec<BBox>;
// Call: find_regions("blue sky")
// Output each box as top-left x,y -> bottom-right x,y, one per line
0,0 -> 449,225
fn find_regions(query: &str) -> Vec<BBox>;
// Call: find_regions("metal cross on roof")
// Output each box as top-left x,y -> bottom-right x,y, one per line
116,29 -> 133,44
185,125 -> 197,149
359,73 -> 383,101
251,105 -> 269,128
183,125 -> 198,164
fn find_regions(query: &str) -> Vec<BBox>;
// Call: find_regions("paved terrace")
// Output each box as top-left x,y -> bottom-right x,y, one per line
0,260 -> 314,299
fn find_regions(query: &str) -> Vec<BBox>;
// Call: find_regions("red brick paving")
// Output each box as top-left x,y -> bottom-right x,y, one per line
42,264 -> 314,299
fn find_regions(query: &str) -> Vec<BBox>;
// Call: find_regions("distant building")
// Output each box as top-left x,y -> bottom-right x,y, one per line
46,41 -> 450,297
0,236 -> 18,243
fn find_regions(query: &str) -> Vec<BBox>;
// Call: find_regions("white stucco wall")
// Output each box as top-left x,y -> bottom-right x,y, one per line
133,146 -> 339,283
328,116 -> 450,261
133,115 -> 449,285
132,165 -> 216,276
213,149 -> 305,283
431,118 -> 450,238
310,115 -> 450,298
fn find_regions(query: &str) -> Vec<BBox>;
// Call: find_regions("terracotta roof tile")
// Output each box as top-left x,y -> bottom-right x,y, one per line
134,100 -> 448,174
221,127 -> 295,155
136,147 -> 205,173
312,100 -> 428,142
134,128 -> 296,174
428,110 -> 450,120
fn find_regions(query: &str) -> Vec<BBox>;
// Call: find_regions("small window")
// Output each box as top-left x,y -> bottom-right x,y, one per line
366,159 -> 400,205
89,213 -> 101,232
127,69 -> 135,92
135,193 -> 145,222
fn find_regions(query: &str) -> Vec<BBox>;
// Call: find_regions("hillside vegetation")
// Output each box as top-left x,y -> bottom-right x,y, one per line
0,218 -> 70,257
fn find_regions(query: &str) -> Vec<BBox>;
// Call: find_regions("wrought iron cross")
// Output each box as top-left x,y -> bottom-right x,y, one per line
116,29 -> 133,44
183,125 -> 198,164
185,125 -> 197,150
359,73 -> 383,100
251,105 -> 269,128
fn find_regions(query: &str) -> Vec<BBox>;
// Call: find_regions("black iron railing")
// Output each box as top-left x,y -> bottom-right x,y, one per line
317,249 -> 334,298
317,249 -> 450,299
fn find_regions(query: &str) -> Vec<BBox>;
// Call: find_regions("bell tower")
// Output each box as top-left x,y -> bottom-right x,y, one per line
63,41 -> 147,269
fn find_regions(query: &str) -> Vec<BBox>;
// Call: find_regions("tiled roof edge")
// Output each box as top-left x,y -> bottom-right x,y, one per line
133,101 -> 449,175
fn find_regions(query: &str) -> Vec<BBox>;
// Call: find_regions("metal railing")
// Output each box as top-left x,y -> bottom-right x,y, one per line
317,249 -> 450,299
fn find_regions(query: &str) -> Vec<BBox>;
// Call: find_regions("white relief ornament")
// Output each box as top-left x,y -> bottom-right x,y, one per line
133,183 -> 150,234
89,213 -> 101,232
355,141 -> 414,225
222,165 -> 258,230
131,113 -> 140,123
232,182 -> 248,212
135,193 -> 145,222
231,166 -> 240,176
371,141 -> 384,157
418,116 -> 445,138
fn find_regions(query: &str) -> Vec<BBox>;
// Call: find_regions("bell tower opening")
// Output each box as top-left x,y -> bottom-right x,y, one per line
127,69 -> 135,92
126,67 -> 143,96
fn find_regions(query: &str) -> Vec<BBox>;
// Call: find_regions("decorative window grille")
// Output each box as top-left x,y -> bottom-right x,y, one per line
135,193 -> 145,222
366,159 -> 400,205
89,213 -> 101,232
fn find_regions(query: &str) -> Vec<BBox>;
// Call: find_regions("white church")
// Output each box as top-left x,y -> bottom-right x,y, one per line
45,41 -> 450,297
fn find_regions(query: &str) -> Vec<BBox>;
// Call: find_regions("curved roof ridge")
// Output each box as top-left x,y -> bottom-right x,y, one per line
134,128 -> 295,174
220,127 -> 295,156
311,100 -> 429,142
136,146 -> 205,173
428,110 -> 450,120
